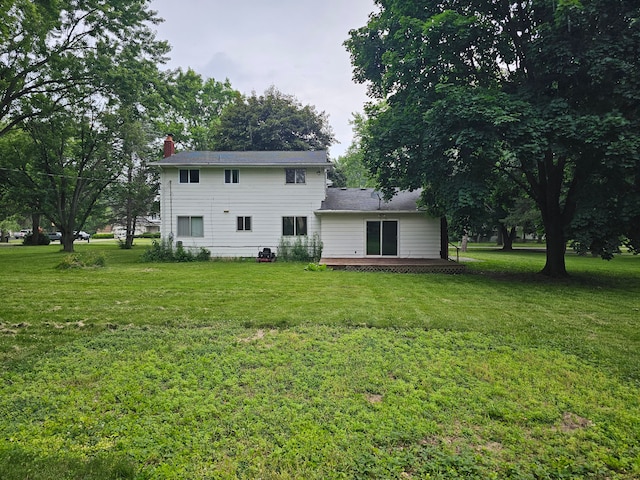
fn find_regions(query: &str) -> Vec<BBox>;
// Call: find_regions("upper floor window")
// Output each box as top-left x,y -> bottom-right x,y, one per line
179,169 -> 199,184
285,168 -> 305,184
225,169 -> 239,184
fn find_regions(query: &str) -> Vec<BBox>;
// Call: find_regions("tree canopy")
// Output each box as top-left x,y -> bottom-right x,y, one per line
331,113 -> 375,188
0,0 -> 168,137
156,68 -> 240,151
0,0 -> 168,250
346,0 -> 640,276
214,86 -> 335,151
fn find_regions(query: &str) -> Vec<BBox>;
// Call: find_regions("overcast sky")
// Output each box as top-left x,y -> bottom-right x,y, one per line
149,0 -> 377,158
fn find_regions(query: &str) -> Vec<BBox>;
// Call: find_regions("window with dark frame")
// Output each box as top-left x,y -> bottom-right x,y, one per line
237,216 -> 252,231
285,168 -> 306,184
282,216 -> 307,236
179,169 -> 199,183
225,169 -> 239,184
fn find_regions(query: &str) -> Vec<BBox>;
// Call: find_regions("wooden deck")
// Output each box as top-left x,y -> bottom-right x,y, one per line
319,257 -> 466,274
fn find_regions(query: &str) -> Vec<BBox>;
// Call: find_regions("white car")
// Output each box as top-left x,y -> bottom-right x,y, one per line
14,229 -> 31,239
75,231 -> 90,241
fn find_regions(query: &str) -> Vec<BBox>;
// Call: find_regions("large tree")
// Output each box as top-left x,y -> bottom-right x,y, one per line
1,0 -> 168,250
214,86 -> 335,151
346,0 -> 640,277
17,102 -> 130,252
331,113 -> 376,188
106,113 -> 159,249
155,68 -> 240,151
0,127 -> 49,245
0,0 -> 168,137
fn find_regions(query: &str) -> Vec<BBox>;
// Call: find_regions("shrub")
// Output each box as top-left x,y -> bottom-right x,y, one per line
304,262 -> 329,272
140,239 -> 210,263
56,253 -> 106,269
139,239 -> 175,262
173,243 -> 194,262
194,247 -> 212,262
277,233 -> 323,262
92,233 -> 115,239
23,232 -> 50,245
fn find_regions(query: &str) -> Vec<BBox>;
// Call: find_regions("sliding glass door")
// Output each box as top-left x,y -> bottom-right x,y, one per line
366,220 -> 397,256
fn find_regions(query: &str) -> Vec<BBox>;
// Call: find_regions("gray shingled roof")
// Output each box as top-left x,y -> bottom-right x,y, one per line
154,150 -> 330,167
319,188 -> 424,212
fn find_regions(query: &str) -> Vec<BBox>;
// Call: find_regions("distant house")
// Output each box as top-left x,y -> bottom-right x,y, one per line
111,215 -> 161,239
154,136 -> 444,261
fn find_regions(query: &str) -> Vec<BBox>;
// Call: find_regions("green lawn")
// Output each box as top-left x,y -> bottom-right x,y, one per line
0,242 -> 639,479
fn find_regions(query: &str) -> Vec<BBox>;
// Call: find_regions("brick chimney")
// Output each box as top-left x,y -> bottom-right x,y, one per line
163,134 -> 175,158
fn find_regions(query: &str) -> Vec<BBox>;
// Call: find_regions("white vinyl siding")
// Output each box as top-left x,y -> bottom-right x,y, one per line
319,213 -> 441,258
159,167 -> 324,256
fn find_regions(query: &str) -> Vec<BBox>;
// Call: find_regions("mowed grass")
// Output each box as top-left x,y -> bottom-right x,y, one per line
0,242 -> 638,479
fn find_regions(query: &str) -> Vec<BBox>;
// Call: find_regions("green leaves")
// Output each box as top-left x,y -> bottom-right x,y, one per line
155,68 -> 239,151
0,0 -> 168,136
346,0 -> 640,276
1,1 -> 172,251
214,86 -> 335,151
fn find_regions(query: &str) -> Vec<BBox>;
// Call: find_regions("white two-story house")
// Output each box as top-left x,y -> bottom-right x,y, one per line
154,136 -> 444,260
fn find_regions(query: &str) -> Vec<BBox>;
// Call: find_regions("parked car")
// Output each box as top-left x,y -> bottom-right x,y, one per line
47,231 -> 62,241
14,229 -> 31,239
74,231 -> 90,241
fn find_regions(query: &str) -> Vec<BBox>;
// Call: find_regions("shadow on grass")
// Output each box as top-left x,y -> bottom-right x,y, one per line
462,248 -> 640,289
0,446 -> 136,480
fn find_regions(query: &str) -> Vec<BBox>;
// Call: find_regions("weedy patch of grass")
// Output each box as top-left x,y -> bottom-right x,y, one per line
56,252 -> 106,270
0,448 -> 135,480
0,243 -> 639,478
1,326 -> 638,478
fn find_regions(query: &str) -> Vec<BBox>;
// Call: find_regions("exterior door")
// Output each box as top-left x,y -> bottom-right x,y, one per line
366,220 -> 397,256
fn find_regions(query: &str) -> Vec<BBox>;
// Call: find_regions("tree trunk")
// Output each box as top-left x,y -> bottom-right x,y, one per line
440,217 -> 449,260
125,217 -> 136,249
61,231 -> 75,253
29,213 -> 41,246
499,225 -> 516,251
530,150 -> 572,278
540,216 -> 568,277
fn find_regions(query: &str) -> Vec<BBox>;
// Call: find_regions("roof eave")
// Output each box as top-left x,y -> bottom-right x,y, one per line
153,162 -> 331,168
315,210 -> 424,214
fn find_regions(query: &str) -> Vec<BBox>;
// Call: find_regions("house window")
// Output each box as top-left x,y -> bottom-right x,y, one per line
282,216 -> 307,236
177,216 -> 204,237
237,216 -> 252,231
179,169 -> 199,183
285,168 -> 306,184
225,169 -> 239,184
